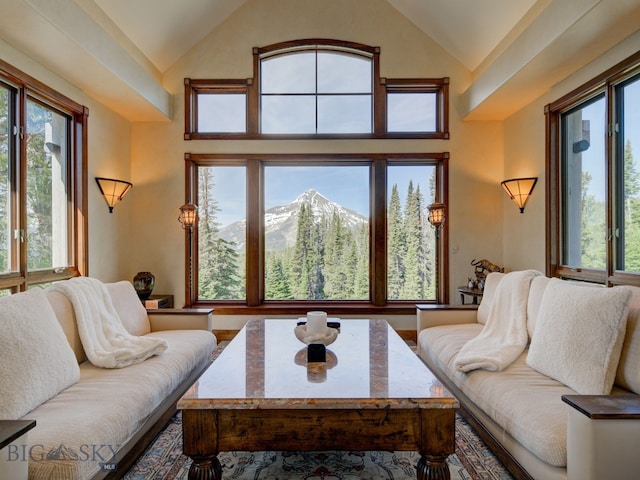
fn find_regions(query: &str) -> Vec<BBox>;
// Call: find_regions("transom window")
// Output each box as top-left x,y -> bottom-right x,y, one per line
185,39 -> 449,139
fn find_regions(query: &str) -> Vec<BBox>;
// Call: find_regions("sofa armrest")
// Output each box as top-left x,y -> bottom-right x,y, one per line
147,308 -> 213,332
563,394 -> 640,480
416,304 -> 479,332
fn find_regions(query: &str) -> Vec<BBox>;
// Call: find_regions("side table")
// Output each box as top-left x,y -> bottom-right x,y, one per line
1,420 -> 36,480
562,395 -> 640,480
457,286 -> 484,304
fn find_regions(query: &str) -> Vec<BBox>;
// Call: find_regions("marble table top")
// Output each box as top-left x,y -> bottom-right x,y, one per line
178,318 -> 457,410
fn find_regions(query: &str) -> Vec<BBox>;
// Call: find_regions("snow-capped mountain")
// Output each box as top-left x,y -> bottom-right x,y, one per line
219,189 -> 367,251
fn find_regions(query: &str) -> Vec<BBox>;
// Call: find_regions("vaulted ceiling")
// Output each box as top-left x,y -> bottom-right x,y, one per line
1,0 -> 639,121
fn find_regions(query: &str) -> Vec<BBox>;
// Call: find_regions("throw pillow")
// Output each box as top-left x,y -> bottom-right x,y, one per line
476,272 -> 505,325
615,285 -> 640,394
0,289 -> 80,419
526,279 -> 631,395
106,281 -> 151,336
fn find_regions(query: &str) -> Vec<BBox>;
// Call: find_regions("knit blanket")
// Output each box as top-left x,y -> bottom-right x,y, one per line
50,277 -> 167,368
454,269 -> 541,372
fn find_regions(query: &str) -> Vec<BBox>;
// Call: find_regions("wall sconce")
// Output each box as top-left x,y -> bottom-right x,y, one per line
427,203 -> 446,235
95,177 -> 132,213
501,177 -> 538,213
427,202 -> 445,304
178,203 -> 199,230
178,203 -> 199,307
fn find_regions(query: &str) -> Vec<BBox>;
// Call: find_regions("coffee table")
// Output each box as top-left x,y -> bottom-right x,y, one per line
178,319 -> 458,480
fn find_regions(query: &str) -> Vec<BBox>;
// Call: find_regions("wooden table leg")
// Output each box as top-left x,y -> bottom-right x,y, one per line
417,454 -> 450,480
188,455 -> 222,480
417,408 -> 455,480
183,410 -> 220,480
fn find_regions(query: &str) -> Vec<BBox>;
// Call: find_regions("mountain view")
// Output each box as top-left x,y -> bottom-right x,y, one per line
219,189 -> 367,252
197,166 -> 435,301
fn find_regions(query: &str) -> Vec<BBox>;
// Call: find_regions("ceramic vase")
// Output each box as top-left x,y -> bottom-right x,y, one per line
133,271 -> 155,300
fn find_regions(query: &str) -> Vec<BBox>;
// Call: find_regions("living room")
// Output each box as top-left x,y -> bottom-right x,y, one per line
2,0 -> 640,325
3,1 -> 640,480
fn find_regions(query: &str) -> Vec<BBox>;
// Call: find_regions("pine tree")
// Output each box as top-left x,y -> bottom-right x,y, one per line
387,184 -> 405,299
25,100 -> 53,270
0,88 -> 8,272
290,204 -> 316,298
323,210 -> 347,299
354,223 -> 369,299
581,171 -> 606,268
401,181 -> 426,299
623,139 -> 640,271
265,253 -> 293,299
197,168 -> 242,299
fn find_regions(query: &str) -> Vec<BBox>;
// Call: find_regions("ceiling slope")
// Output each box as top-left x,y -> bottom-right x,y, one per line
0,0 -> 638,122
0,0 -> 172,121
460,0 -> 640,120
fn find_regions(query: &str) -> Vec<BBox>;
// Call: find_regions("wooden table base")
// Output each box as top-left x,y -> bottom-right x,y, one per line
183,407 -> 455,480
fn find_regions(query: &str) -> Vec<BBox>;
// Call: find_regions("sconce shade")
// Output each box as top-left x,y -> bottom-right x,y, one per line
427,203 -> 446,229
501,177 -> 537,213
178,203 -> 199,230
95,177 -> 132,213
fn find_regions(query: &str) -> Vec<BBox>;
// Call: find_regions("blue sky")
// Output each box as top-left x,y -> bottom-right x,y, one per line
580,77 -> 640,201
207,164 -> 435,227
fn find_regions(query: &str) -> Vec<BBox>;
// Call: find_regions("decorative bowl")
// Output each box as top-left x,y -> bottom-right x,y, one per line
294,325 -> 339,346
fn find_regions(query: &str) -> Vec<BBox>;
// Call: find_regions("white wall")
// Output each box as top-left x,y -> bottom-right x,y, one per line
502,29 -> 640,272
0,37 -> 133,283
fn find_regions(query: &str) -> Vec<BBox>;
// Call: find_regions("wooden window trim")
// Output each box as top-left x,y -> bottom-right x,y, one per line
184,152 -> 449,315
0,59 -> 88,293
184,39 -> 449,140
381,77 -> 450,139
545,50 -> 640,287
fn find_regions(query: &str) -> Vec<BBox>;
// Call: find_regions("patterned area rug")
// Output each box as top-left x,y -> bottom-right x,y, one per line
123,411 -> 512,480
124,342 -> 514,479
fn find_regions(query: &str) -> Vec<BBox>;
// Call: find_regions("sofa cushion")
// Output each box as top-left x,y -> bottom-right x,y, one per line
45,289 -> 86,363
25,329 -> 216,479
615,285 -> 640,394
476,272 -> 505,324
526,279 -> 631,395
419,324 -> 571,467
105,281 -> 151,336
0,289 -> 80,419
526,275 -> 551,338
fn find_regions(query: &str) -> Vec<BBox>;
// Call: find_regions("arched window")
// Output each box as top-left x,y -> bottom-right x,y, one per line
260,46 -> 373,134
183,40 -> 450,314
185,39 -> 448,139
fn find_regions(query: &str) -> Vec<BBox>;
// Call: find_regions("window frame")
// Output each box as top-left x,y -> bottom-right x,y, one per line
546,50 -> 640,286
0,59 -> 88,293
184,152 -> 449,315
184,39 -> 449,140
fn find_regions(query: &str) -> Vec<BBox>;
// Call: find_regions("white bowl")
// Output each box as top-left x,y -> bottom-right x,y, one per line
294,325 -> 339,346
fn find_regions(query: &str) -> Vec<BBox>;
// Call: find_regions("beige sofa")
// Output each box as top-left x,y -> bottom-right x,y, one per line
0,279 -> 216,480
417,272 -> 640,480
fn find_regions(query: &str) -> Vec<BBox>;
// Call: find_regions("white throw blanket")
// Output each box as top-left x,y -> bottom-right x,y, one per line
454,269 -> 541,372
50,277 -> 167,368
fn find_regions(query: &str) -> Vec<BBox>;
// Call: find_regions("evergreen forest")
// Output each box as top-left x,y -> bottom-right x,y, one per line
1,91 -> 60,276
196,167 -> 438,301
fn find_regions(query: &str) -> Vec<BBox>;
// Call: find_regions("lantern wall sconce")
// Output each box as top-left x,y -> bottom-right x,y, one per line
95,177 -> 132,213
178,203 -> 199,231
501,177 -> 538,213
178,203 -> 199,307
427,203 -> 446,237
427,203 -> 446,228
